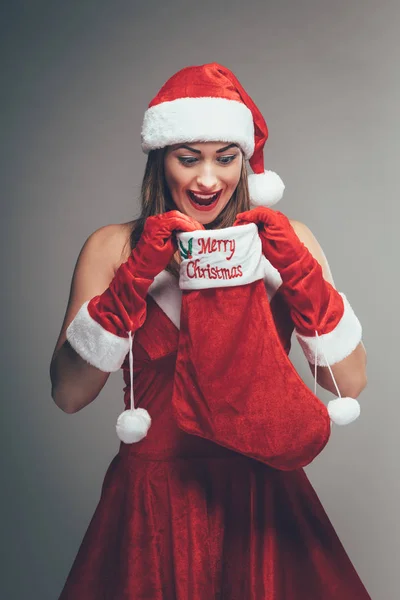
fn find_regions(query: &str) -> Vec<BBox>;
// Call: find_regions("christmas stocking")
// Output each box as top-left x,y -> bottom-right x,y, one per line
171,223 -> 334,471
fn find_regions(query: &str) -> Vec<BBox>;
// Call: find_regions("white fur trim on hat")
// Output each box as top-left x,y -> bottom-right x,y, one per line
141,97 -> 255,158
66,301 -> 130,372
248,170 -> 285,208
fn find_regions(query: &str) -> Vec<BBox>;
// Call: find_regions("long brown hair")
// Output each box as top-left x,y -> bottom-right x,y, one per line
128,147 -> 251,278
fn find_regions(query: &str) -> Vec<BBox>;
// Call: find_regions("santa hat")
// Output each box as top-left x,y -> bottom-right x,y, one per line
141,62 -> 285,208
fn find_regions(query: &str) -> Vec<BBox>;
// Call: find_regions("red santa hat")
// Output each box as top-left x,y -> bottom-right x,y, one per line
141,62 -> 285,208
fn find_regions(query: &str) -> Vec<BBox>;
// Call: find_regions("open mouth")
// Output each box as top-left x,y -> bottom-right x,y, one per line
187,190 -> 222,210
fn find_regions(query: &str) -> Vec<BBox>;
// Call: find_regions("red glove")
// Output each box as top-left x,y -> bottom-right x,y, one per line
234,207 -> 362,367
67,211 -> 203,372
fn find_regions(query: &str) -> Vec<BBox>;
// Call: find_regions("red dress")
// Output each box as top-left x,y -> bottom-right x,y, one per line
58,270 -> 371,600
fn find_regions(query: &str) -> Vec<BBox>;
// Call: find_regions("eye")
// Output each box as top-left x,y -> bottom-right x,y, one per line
178,156 -> 198,166
217,154 -> 237,165
177,154 -> 238,166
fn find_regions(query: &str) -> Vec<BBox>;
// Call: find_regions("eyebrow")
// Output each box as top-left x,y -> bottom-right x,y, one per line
174,143 -> 239,154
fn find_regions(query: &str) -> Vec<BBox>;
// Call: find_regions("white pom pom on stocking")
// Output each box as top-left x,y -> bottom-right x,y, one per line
327,397 -> 360,426
116,407 -> 151,443
313,331 -> 361,427
116,331 -> 152,444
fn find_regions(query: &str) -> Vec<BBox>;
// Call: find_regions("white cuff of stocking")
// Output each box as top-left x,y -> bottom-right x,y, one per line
295,293 -> 363,366
66,301 -> 130,372
177,223 -> 265,290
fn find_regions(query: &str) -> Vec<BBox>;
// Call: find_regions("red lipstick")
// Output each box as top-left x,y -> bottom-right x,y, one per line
186,190 -> 222,212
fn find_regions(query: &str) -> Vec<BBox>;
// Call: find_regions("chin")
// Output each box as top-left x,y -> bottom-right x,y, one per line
194,211 -> 223,227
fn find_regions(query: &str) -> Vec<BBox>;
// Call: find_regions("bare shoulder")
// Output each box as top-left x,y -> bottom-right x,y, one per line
288,218 -> 312,239
88,220 -> 136,272
50,220 -> 137,360
288,218 -> 320,250
288,218 -> 335,286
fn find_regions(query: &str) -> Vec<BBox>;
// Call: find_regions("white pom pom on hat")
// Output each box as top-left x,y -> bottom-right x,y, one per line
248,170 -> 285,208
141,62 -> 285,208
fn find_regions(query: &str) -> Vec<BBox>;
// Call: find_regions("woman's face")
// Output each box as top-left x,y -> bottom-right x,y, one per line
164,141 -> 243,225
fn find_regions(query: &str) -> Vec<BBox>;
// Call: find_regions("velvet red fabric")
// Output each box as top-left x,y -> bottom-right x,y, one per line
58,295 -> 371,599
234,209 -> 345,336
172,278 -> 331,471
87,211 -> 203,336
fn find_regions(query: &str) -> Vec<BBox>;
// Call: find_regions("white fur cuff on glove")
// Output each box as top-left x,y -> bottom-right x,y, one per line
295,293 -> 362,366
66,301 -> 130,372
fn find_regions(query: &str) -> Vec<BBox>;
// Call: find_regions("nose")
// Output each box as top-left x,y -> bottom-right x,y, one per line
196,163 -> 219,190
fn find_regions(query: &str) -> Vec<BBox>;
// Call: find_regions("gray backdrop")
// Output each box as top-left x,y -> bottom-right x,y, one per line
1,1 -> 397,598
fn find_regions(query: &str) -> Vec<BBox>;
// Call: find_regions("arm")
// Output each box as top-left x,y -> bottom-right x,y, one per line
290,220 -> 367,398
50,224 -> 130,414
52,211 -> 203,425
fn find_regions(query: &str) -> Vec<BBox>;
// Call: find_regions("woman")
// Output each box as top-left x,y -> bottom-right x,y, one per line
51,63 -> 370,599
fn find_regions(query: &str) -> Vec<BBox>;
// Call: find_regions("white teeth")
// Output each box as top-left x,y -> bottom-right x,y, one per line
190,191 -> 219,204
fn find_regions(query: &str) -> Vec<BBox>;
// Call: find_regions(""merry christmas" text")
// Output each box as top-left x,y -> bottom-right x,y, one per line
197,237 -> 236,261
186,259 -> 243,280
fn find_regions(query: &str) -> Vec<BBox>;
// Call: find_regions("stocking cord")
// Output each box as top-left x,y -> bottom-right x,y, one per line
128,330 -> 135,411
314,330 -> 342,398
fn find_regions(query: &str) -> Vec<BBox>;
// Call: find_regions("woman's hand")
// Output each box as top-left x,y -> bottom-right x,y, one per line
234,207 -> 308,271
133,211 -> 205,280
